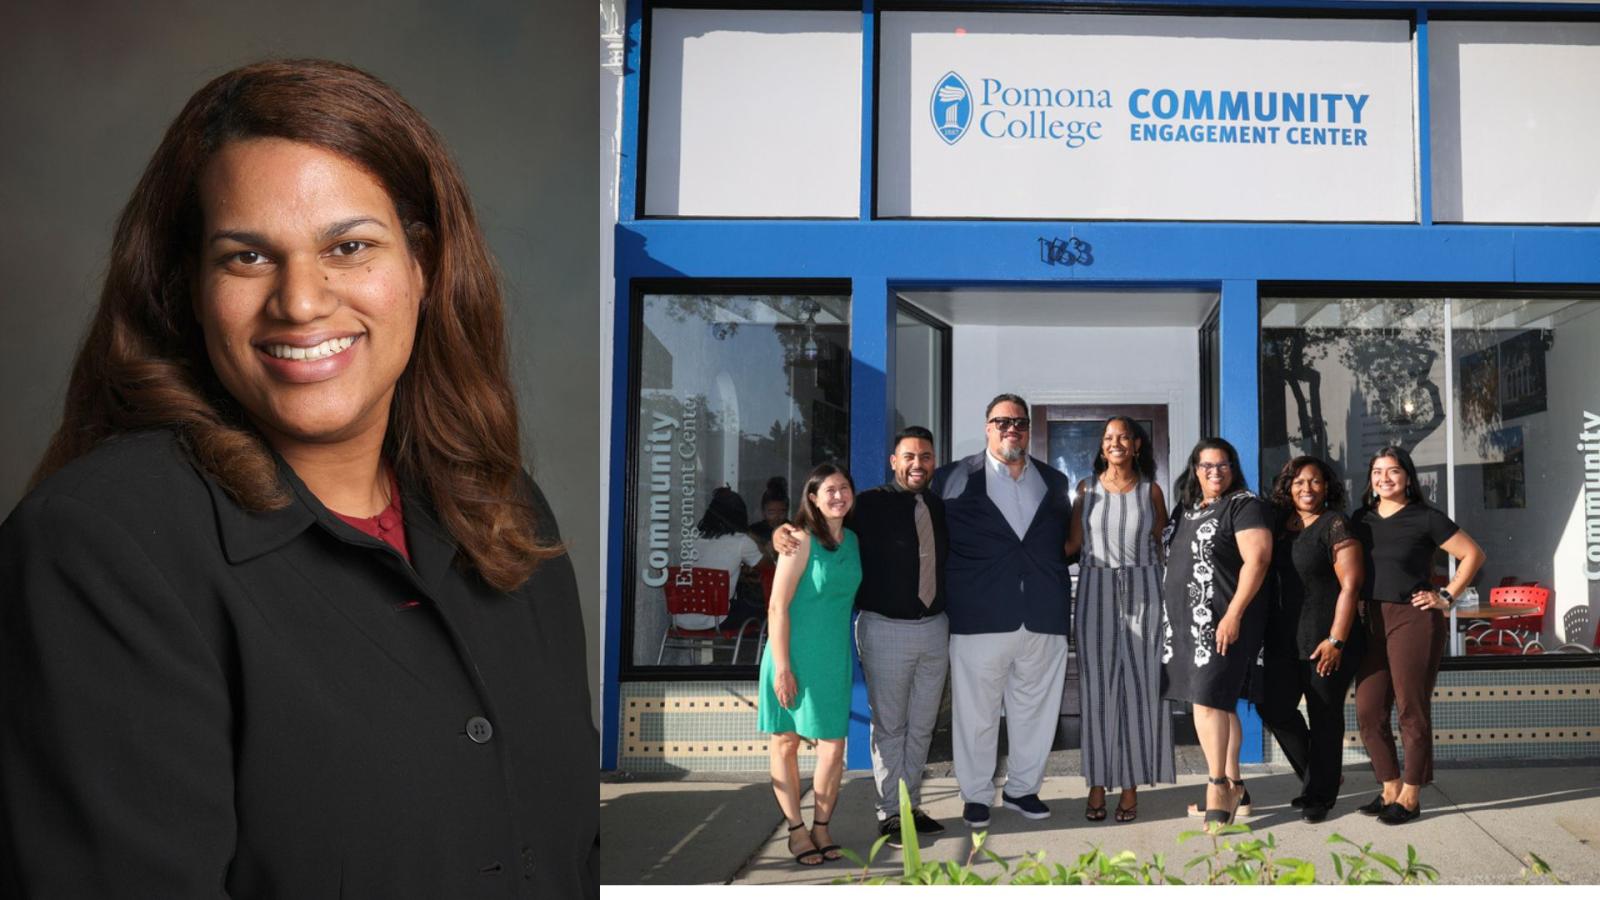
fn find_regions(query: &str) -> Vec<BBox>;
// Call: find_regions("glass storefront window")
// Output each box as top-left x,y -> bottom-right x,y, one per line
1261,293 -> 1600,657
1261,297 -> 1449,506
1450,297 -> 1600,646
628,290 -> 851,671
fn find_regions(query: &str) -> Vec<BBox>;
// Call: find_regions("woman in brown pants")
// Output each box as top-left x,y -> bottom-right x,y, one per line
1349,446 -> 1485,825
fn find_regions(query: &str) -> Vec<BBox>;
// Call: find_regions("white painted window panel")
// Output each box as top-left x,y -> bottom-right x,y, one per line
645,9 -> 861,217
1430,23 -> 1600,223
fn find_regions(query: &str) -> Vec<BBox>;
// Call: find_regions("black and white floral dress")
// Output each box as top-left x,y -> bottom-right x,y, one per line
1159,490 -> 1270,709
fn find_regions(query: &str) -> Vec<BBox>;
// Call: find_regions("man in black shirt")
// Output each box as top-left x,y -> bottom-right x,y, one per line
775,426 -> 949,843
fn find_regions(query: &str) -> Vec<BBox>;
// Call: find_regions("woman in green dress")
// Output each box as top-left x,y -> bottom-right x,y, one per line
759,462 -> 861,866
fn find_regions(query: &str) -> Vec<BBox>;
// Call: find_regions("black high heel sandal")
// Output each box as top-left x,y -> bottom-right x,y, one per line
811,818 -> 842,862
786,821 -> 824,866
1085,787 -> 1107,821
1202,776 -> 1240,828
1188,778 -> 1250,817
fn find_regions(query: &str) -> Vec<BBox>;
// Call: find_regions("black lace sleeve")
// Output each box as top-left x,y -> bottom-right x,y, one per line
1326,511 -> 1359,558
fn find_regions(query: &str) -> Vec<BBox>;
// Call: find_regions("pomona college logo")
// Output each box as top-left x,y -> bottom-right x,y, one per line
930,71 -> 972,145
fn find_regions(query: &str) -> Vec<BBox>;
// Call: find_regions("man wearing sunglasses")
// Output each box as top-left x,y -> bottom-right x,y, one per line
930,393 -> 1075,830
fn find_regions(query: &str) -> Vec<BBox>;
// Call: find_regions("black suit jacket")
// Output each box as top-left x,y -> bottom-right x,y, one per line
849,484 -> 948,619
0,431 -> 598,899
930,453 -> 1074,636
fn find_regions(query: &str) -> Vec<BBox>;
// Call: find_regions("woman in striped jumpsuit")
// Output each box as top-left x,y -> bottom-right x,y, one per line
1064,416 -> 1176,822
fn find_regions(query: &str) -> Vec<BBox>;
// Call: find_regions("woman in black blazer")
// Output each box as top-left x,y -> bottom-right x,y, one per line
0,61 -> 597,898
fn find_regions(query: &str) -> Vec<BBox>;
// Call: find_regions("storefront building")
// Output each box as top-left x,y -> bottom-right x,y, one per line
602,0 -> 1600,773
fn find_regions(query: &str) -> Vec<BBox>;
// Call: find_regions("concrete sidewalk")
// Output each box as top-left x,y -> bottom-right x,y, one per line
602,762 -> 1600,885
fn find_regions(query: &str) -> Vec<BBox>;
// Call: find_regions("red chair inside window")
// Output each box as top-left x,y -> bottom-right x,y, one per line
1468,584 -> 1551,655
656,566 -> 764,664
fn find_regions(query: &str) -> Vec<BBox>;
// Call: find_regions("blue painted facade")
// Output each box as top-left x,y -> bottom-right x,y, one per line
604,0 -> 1600,770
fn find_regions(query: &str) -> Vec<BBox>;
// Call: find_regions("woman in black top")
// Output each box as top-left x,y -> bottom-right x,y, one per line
1260,456 -> 1364,823
1350,446 -> 1485,825
1160,438 -> 1272,827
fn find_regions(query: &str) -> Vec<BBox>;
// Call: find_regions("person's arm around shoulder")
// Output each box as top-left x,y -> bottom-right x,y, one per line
766,531 -> 812,709
0,493 -> 235,897
1216,496 -> 1273,656
771,522 -> 804,557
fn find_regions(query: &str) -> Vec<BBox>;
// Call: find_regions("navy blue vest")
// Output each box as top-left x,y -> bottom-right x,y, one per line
930,453 -> 1074,636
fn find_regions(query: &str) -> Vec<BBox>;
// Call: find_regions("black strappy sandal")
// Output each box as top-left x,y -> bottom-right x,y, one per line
1188,778 -> 1251,817
1114,789 -> 1138,823
811,818 -> 842,862
1202,776 -> 1240,828
1085,787 -> 1107,821
786,821 -> 824,866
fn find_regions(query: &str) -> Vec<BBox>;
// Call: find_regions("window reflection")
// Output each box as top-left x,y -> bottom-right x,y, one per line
1261,293 -> 1600,658
631,292 -> 851,669
1261,297 -> 1448,506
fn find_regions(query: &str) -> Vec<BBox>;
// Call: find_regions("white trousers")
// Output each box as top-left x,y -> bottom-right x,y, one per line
949,627 -> 1070,805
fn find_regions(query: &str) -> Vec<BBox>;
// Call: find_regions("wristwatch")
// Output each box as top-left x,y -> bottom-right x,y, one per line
1436,588 -> 1454,607
1327,637 -> 1346,650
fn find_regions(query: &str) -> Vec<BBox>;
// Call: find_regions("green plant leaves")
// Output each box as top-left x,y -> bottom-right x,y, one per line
832,816 -> 1518,885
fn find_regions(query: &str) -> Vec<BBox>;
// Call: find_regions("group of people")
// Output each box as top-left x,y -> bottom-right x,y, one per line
755,393 -> 1485,866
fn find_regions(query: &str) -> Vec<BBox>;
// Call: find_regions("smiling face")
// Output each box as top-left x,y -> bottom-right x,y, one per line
194,138 -> 425,453
811,473 -> 854,523
1196,447 -> 1234,499
985,400 -> 1029,463
890,436 -> 936,492
1370,455 -> 1408,503
1289,464 -> 1328,513
1101,419 -> 1140,469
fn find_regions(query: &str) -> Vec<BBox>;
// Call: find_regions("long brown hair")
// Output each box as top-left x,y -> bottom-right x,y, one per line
31,59 -> 559,591
795,462 -> 855,552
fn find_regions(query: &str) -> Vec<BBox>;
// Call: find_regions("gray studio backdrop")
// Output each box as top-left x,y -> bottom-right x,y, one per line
0,2 -> 601,723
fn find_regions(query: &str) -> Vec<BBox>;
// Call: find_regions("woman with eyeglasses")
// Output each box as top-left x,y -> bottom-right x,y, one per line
1160,437 -> 1272,828
1350,446 -> 1485,825
1063,416 -> 1174,823
1259,456 -> 1364,823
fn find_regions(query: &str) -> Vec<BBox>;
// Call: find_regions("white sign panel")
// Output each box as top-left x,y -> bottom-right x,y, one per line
879,12 -> 1417,221
1431,22 -> 1600,224
645,9 -> 861,217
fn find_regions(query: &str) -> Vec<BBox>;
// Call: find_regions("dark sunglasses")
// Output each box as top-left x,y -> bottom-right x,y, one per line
988,416 -> 1031,432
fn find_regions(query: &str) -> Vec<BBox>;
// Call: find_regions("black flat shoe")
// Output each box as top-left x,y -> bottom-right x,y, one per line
1357,794 -> 1388,815
910,808 -> 945,834
879,815 -> 903,849
1300,802 -> 1331,823
1377,803 -> 1421,825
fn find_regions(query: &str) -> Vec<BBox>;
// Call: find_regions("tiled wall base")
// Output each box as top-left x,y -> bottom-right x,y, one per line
618,681 -> 811,774
619,667 -> 1598,774
1260,666 -> 1600,767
